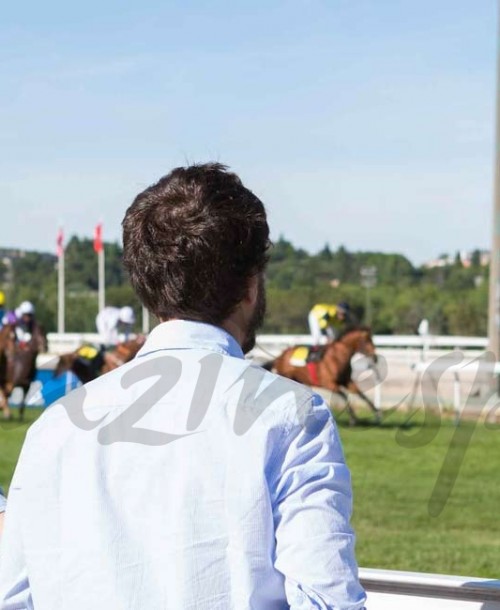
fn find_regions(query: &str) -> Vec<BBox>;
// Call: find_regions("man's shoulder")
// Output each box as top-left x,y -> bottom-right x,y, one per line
238,361 -> 313,400
226,359 -> 325,430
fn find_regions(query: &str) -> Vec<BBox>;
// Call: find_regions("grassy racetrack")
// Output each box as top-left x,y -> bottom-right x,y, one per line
1,406 -> 498,578
0,408 -> 44,493
337,408 -> 500,579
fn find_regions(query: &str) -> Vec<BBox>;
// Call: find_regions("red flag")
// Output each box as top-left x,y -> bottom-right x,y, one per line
93,223 -> 103,253
56,227 -> 64,258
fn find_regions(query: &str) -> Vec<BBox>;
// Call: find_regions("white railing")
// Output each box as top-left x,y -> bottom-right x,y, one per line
46,332 -> 132,354
255,334 -> 488,349
360,568 -> 500,609
46,332 -> 488,356
42,333 -> 494,414
410,359 -> 500,419
373,335 -> 487,349
47,332 -> 102,354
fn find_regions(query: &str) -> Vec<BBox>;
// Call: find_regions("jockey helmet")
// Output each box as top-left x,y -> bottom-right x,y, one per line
19,301 -> 35,315
119,306 -> 135,325
337,301 -> 350,313
0,291 -> 4,306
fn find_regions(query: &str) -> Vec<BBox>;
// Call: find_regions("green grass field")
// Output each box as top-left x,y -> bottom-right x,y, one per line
0,408 -> 43,493
1,406 -> 499,578
337,408 -> 500,578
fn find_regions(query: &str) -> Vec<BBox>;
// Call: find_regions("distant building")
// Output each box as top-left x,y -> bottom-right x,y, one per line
424,250 -> 490,269
424,255 -> 454,269
480,251 -> 491,267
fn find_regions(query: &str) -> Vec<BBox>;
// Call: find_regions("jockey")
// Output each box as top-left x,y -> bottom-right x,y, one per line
308,301 -> 352,345
15,301 -> 37,345
0,310 -> 18,421
96,305 -> 136,347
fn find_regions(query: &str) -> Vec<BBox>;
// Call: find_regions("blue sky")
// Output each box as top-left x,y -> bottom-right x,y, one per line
0,0 -> 496,263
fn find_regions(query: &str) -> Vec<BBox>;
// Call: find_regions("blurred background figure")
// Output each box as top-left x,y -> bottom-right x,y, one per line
96,305 -> 136,347
308,301 -> 354,345
15,301 -> 39,345
418,318 -> 430,362
10,301 -> 47,420
15,300 -> 47,351
418,318 -> 430,338
0,292 -> 5,328
0,312 -> 16,420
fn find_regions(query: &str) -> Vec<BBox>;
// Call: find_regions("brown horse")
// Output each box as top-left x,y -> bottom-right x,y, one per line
55,336 -> 146,385
264,326 -> 380,425
0,323 -> 16,419
0,321 -> 47,420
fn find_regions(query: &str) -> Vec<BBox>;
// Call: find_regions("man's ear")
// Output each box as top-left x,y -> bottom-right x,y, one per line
245,274 -> 259,307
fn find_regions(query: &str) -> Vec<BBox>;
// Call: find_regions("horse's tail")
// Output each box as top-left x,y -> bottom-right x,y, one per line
261,359 -> 275,371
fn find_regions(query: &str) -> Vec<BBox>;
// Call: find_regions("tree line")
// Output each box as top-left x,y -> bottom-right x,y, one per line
0,236 -> 488,336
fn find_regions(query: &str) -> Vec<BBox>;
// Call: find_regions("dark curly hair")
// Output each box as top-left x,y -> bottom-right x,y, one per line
122,163 -> 270,324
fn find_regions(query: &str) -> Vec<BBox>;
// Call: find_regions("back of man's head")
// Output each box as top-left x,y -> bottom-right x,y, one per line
122,163 -> 270,324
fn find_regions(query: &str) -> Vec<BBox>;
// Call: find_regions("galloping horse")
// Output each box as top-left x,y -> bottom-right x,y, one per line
0,320 -> 47,420
55,336 -> 146,385
0,323 -> 16,419
264,326 -> 380,425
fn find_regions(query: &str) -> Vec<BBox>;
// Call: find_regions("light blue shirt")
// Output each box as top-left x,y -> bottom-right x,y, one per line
0,320 -> 366,609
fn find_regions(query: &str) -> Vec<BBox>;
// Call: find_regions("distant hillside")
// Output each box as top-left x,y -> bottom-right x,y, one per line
0,236 -> 489,336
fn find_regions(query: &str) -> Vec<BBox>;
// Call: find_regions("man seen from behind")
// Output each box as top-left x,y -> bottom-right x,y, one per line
0,163 -> 366,609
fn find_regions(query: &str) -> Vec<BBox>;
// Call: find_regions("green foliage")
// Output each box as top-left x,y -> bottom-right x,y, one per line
263,240 -> 488,335
8,252 -> 58,331
1,236 -> 489,336
64,236 -> 126,291
5,238 -> 142,333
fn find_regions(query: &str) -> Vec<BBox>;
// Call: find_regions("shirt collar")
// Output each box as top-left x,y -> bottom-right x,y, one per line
136,320 -> 245,360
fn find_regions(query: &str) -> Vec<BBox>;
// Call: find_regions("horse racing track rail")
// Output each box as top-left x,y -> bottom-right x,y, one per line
360,568 -> 500,609
45,332 -> 489,356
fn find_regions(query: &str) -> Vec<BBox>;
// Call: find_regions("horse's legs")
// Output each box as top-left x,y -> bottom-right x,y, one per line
347,380 -> 381,423
326,386 -> 358,426
0,390 -> 11,420
18,386 -> 29,421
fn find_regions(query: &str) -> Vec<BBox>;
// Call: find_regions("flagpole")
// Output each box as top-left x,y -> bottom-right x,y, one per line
489,6 -> 500,361
95,222 -> 105,313
98,246 -> 105,313
58,250 -> 65,333
57,227 -> 65,333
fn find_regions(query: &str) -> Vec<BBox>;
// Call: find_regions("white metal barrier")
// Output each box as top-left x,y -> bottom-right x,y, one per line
43,332 -> 496,415
360,568 -> 500,609
254,334 -> 488,349
42,333 -> 492,414
46,332 -> 132,354
46,332 -> 489,356
410,360 -> 500,420
47,332 -> 102,354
